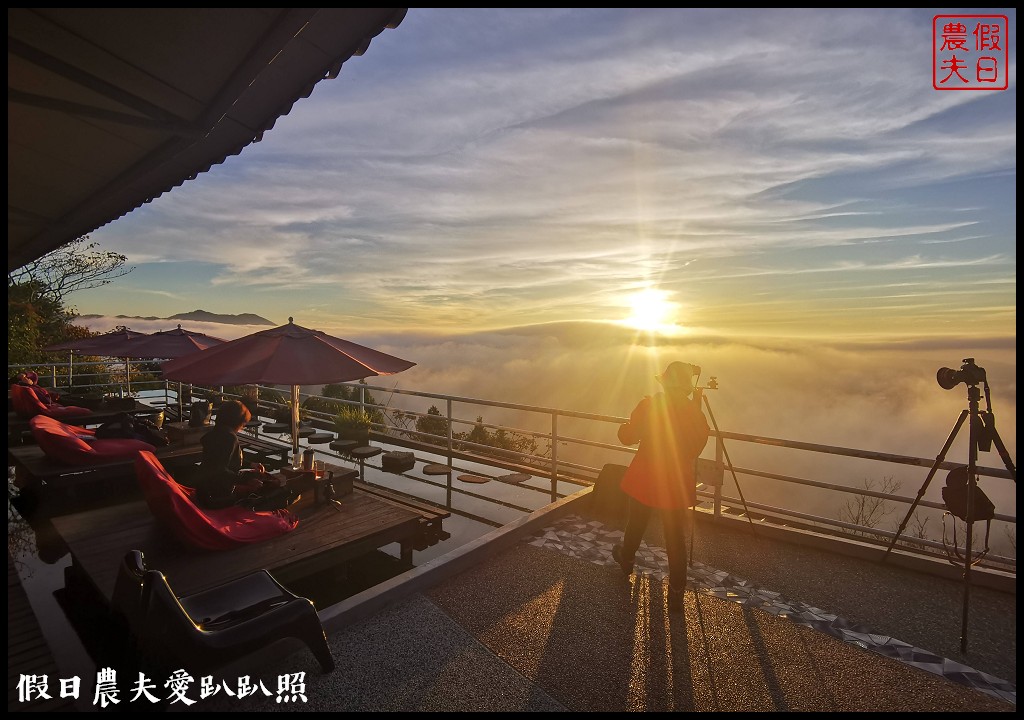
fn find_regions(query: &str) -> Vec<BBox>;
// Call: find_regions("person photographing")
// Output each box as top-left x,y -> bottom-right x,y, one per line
613,361 -> 710,611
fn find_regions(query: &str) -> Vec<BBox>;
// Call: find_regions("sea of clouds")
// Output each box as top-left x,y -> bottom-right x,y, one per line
77,316 -> 1016,554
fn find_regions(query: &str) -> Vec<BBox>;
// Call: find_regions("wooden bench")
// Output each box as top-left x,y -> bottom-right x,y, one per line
352,480 -> 451,550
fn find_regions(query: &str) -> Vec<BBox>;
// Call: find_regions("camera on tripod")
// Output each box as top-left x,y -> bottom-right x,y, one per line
936,357 -> 987,390
888,355 -> 1015,653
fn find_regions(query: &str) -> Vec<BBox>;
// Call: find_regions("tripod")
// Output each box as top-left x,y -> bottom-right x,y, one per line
682,377 -> 760,573
883,370 -> 1016,654
696,379 -> 757,533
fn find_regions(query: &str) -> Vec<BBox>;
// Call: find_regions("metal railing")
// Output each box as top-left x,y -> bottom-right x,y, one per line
10,363 -> 1017,571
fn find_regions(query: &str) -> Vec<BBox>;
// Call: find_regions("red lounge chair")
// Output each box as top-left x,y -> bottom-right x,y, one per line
134,451 -> 298,550
29,415 -> 155,465
11,382 -> 92,420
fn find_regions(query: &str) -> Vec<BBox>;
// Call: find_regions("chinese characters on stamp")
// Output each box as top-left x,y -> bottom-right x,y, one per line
933,15 -> 1009,90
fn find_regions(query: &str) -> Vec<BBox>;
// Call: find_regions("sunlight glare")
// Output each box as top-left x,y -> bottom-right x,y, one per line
623,289 -> 679,333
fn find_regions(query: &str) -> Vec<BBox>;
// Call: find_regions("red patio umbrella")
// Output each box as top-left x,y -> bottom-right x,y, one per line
123,325 -> 227,359
158,318 -> 416,465
44,326 -> 225,393
44,328 -> 151,392
43,327 -> 149,356
122,326 -> 228,419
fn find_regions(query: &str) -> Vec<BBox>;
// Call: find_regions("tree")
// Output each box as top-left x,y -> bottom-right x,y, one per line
307,381 -> 384,424
8,236 -> 134,368
838,475 -> 901,538
466,416 -> 490,446
8,235 -> 133,306
7,280 -> 91,366
415,405 -> 450,441
454,415 -> 539,458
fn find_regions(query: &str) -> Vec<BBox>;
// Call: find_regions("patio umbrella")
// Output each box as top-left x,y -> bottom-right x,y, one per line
44,328 -> 150,392
158,318 -> 416,465
44,327 -> 149,355
123,325 -> 227,359
121,326 -> 228,419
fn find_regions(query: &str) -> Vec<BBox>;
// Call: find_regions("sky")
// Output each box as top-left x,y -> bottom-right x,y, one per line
64,9 -> 1016,533
74,8 -> 1016,344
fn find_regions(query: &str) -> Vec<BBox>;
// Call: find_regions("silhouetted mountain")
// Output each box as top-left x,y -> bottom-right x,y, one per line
78,310 -> 274,326
169,310 -> 274,326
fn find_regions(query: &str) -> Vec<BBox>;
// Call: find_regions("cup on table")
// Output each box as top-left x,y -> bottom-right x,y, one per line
314,460 -> 326,479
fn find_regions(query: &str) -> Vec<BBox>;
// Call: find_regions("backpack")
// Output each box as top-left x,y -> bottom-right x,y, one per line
941,466 -> 995,522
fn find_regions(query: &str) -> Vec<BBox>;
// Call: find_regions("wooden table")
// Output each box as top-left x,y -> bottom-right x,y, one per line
52,473 -> 450,607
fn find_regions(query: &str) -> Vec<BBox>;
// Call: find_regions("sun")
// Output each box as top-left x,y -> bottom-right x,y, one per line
623,289 -> 678,332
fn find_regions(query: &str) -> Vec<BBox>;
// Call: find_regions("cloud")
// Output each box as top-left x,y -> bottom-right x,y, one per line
83,9 -> 1014,338
73,315 -> 1017,553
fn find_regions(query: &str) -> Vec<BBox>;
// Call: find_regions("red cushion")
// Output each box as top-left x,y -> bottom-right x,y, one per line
134,451 -> 298,550
29,414 -> 156,465
11,383 -> 92,420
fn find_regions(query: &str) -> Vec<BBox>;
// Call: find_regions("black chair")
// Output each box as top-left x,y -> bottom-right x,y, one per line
112,550 -> 335,674
111,549 -> 149,650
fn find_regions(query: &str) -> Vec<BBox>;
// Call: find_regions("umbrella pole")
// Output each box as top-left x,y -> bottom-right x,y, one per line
291,384 -> 301,468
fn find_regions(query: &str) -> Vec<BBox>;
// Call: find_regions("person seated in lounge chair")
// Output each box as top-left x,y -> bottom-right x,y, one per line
195,400 -> 272,509
10,371 -> 91,420
23,371 -> 60,404
10,371 -> 59,406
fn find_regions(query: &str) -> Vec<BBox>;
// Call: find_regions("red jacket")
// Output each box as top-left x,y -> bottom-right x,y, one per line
618,391 -> 710,510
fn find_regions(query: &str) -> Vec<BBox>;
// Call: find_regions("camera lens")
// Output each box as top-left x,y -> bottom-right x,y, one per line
936,367 -> 961,390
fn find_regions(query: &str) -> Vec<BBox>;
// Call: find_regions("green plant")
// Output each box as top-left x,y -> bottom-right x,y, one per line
272,400 -> 306,423
334,406 -> 374,441
415,405 -> 449,443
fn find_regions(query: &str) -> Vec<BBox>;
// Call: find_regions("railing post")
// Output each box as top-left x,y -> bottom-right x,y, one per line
714,434 -> 724,518
446,398 -> 454,470
550,412 -> 558,503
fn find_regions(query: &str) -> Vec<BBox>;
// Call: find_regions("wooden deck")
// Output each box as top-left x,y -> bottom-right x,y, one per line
50,477 -> 451,609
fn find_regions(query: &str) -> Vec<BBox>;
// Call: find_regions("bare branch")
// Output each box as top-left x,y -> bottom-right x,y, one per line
7,235 -> 134,304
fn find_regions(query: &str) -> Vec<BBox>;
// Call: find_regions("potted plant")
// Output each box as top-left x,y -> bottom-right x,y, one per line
333,406 -> 374,444
272,400 -> 305,424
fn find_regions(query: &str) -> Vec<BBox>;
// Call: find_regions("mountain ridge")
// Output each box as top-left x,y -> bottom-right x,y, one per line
78,310 -> 275,326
